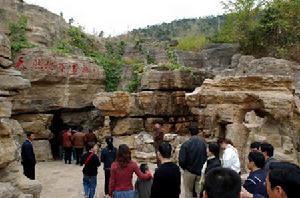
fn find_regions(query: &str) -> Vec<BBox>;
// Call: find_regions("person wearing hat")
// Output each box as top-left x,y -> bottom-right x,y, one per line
21,132 -> 36,180
100,136 -> 117,197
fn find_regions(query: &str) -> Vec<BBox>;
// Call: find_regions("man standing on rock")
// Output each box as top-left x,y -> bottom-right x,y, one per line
153,121 -> 164,167
21,132 -> 36,180
72,129 -> 86,165
179,126 -> 207,198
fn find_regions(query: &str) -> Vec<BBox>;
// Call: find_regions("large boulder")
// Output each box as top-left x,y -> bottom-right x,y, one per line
12,47 -> 105,113
175,50 -> 203,68
94,91 -> 191,117
112,118 -> 144,136
0,68 -> 31,91
13,114 -> 53,139
199,44 -> 239,71
232,56 -> 300,96
32,140 -> 52,161
140,65 -> 206,91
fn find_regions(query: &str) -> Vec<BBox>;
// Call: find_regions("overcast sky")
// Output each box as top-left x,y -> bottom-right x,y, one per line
25,0 -> 224,36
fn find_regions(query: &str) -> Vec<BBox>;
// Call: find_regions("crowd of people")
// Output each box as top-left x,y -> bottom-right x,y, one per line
20,122 -> 300,198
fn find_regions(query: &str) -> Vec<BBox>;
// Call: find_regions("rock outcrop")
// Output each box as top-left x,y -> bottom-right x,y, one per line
12,47 -> 105,113
186,75 -> 300,171
8,47 -> 106,161
0,0 -> 68,47
0,32 -> 41,198
176,44 -> 239,71
94,65 -> 204,160
94,65 -> 204,136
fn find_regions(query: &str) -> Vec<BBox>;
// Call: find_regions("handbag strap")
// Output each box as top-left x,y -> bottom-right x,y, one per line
84,152 -> 94,165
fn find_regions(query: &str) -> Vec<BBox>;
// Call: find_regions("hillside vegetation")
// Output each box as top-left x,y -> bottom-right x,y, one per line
215,0 -> 300,61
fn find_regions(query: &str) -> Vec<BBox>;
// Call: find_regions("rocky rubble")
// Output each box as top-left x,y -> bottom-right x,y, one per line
0,32 -> 41,198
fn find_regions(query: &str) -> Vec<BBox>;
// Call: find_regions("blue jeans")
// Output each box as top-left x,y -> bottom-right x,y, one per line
113,190 -> 135,198
83,175 -> 97,198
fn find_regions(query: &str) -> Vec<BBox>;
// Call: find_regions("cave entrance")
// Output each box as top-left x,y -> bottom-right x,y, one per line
49,108 -> 105,160
49,111 -> 65,160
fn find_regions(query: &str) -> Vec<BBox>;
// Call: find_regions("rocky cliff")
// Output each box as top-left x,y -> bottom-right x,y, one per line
0,32 -> 42,198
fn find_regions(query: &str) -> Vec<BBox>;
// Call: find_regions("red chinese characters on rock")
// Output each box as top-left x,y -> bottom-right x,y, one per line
71,64 -> 78,75
81,65 -> 90,74
15,56 -> 26,70
32,59 -> 55,71
15,56 -> 96,77
58,63 -> 66,73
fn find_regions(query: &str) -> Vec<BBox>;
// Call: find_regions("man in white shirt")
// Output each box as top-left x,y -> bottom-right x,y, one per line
218,138 -> 241,174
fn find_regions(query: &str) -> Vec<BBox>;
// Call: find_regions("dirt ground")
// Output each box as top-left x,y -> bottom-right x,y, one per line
35,161 -> 185,198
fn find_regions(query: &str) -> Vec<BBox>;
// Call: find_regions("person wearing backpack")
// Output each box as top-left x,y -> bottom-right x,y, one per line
81,142 -> 101,198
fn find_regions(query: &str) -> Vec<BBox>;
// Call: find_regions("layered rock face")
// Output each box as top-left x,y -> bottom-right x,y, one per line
12,47 -> 105,113
94,66 -> 205,160
0,0 -> 68,47
186,75 -> 300,171
227,55 -> 300,94
176,44 -> 239,70
0,32 -> 41,198
9,47 -> 105,161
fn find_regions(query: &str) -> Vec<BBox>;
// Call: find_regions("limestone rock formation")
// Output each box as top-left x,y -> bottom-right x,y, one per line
176,44 -> 239,71
13,114 -> 53,139
186,75 -> 300,171
12,47 -> 105,113
93,66 -> 199,143
0,32 -> 12,68
0,32 -> 41,198
141,65 -> 207,91
0,0 -> 68,47
229,55 -> 300,95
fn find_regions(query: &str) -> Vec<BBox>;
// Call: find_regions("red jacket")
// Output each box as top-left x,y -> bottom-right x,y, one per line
63,131 -> 72,148
109,161 -> 152,196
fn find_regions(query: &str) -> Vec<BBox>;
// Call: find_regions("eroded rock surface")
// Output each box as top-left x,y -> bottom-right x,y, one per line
186,75 -> 300,171
12,48 -> 105,113
0,32 -> 41,198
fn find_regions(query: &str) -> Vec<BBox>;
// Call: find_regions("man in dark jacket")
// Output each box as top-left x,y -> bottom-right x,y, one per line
81,142 -> 100,198
179,126 -> 207,198
21,132 -> 36,180
243,151 -> 267,198
259,143 -> 277,172
151,142 -> 181,198
100,136 -> 117,196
